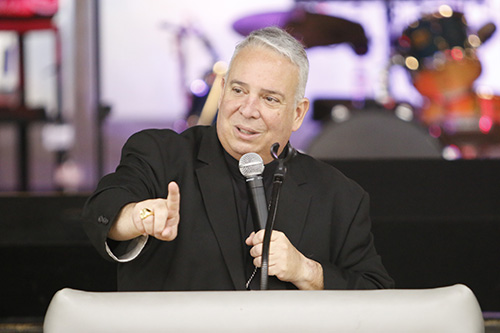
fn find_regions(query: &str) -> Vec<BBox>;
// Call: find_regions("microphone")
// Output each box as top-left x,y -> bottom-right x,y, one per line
239,153 -> 267,231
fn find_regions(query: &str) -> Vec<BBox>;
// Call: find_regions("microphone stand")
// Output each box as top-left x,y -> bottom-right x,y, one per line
260,143 -> 296,290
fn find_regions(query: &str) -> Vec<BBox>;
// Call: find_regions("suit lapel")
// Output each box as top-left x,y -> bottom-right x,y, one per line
195,129 -> 311,288
195,127 -> 246,289
273,158 -> 311,247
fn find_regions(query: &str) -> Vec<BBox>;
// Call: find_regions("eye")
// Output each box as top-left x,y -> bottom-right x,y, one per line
264,96 -> 280,104
232,87 -> 243,94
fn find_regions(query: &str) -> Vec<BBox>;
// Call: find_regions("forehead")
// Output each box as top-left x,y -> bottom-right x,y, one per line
228,46 -> 299,92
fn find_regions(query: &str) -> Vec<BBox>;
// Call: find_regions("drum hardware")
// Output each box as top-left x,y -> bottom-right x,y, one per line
160,21 -> 222,129
186,6 -> 370,128
197,61 -> 227,126
232,7 -> 368,54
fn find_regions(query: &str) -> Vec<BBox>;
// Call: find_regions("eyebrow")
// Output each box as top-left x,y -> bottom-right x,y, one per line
229,80 -> 248,88
229,80 -> 286,100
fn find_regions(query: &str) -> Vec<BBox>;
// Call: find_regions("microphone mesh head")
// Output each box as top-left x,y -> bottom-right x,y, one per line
239,153 -> 264,178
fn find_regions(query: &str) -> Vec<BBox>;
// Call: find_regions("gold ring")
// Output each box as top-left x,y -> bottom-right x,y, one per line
139,208 -> 154,220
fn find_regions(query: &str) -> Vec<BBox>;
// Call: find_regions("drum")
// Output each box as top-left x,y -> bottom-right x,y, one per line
307,106 -> 443,160
412,58 -> 482,125
395,9 -> 500,157
397,11 -> 485,125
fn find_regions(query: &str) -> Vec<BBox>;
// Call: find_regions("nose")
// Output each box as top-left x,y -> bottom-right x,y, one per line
239,95 -> 261,119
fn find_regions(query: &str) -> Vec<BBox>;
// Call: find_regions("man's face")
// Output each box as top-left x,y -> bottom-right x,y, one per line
216,46 -> 309,164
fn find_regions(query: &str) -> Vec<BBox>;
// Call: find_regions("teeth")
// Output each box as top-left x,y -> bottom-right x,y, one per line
239,128 -> 254,135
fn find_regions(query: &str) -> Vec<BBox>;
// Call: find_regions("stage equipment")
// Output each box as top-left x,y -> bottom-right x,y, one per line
0,0 -> 63,190
308,100 -> 443,159
233,7 -> 368,54
196,61 -> 227,126
0,0 -> 58,17
239,152 -> 267,232
260,143 -> 295,290
396,8 -> 500,158
160,22 -> 222,128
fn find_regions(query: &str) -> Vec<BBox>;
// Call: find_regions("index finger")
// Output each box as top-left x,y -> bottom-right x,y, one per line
167,181 -> 180,211
250,229 -> 267,245
254,229 -> 283,244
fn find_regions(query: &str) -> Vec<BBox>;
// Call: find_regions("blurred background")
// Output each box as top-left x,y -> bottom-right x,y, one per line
1,1 -> 500,331
1,0 -> 500,192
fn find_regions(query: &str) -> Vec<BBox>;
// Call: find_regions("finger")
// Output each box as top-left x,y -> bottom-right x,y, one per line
253,255 -> 278,270
249,243 -> 263,258
249,230 -> 281,249
250,229 -> 267,245
151,201 -> 169,238
128,203 -> 144,234
253,256 -> 262,268
141,211 -> 154,235
270,230 -> 283,241
245,232 -> 256,246
160,222 -> 178,241
159,182 -> 180,241
166,182 -> 180,215
249,230 -> 282,259
131,205 -> 146,235
163,182 -> 180,231
133,200 -> 157,235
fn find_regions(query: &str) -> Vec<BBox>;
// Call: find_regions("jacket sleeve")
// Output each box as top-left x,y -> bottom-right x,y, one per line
82,130 -> 171,261
320,192 -> 395,289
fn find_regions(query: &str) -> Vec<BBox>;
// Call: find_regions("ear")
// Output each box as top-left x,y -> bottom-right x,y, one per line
292,97 -> 310,132
217,77 -> 226,110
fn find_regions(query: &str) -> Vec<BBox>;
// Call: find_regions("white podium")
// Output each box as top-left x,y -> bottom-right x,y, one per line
43,284 -> 484,333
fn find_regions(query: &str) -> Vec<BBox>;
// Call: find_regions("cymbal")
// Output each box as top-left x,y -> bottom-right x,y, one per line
232,8 -> 368,55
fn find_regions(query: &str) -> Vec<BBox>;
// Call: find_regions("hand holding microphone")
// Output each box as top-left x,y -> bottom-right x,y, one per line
238,146 -> 318,290
245,229 -> 320,288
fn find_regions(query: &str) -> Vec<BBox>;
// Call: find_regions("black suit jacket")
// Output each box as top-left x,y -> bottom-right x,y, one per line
83,125 -> 394,291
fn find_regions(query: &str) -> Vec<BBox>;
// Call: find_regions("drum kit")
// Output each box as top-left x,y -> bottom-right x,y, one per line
192,3 -> 500,159
395,8 -> 500,158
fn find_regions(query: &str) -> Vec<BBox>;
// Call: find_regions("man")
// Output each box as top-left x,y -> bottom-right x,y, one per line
83,27 -> 394,291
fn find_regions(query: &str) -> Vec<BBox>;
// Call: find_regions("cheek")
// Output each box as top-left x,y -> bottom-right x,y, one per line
264,115 -> 293,139
262,113 -> 280,130
218,99 -> 236,120
268,111 -> 293,129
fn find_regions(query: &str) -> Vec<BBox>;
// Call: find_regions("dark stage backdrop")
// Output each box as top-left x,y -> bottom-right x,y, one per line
331,159 -> 500,312
0,159 -> 499,318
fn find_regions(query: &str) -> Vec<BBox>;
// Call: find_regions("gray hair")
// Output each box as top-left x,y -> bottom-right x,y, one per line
227,26 -> 309,104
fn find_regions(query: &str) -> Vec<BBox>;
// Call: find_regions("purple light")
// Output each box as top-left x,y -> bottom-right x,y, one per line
190,79 -> 209,97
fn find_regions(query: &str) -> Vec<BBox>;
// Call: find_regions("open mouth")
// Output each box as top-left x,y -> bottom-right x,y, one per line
237,126 -> 258,135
